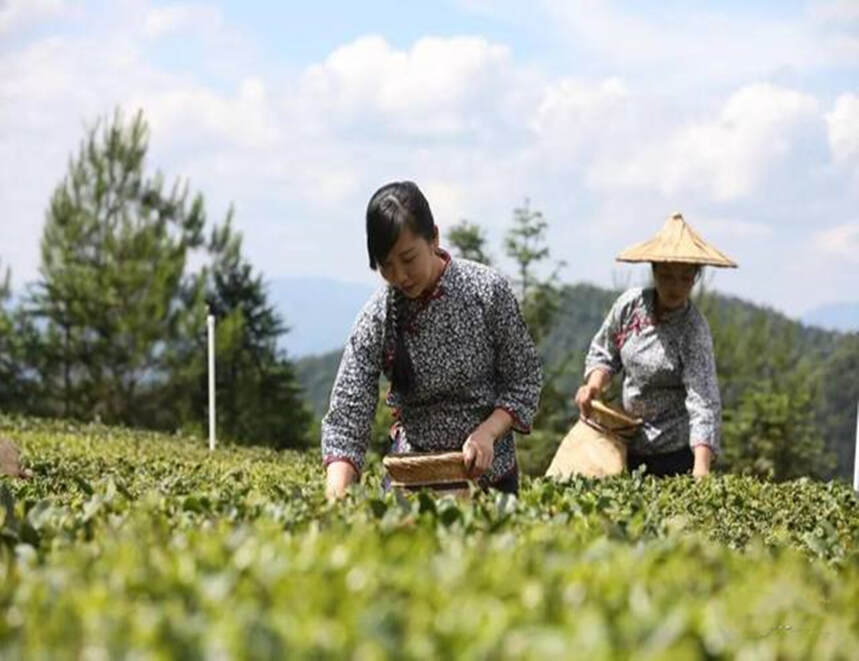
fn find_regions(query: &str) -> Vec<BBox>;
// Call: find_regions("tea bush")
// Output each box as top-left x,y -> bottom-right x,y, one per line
1,415 -> 857,659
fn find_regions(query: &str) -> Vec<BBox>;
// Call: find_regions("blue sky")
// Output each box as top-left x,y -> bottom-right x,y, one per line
2,0 -> 858,318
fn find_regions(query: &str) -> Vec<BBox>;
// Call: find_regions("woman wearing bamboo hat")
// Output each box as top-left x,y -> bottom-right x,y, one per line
575,213 -> 737,478
322,181 -> 542,499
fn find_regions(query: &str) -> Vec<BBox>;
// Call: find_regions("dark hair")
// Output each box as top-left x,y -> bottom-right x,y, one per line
365,181 -> 436,395
366,181 -> 435,270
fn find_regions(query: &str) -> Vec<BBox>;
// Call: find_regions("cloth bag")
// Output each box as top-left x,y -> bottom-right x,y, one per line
545,401 -> 641,480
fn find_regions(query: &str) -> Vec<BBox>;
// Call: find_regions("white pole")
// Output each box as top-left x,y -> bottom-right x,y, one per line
207,309 -> 216,452
853,400 -> 859,492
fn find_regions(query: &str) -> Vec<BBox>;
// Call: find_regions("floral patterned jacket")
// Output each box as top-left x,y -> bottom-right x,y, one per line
321,253 -> 542,485
584,287 -> 721,456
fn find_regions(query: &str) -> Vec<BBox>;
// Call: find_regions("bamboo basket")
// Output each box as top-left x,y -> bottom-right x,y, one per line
383,451 -> 471,495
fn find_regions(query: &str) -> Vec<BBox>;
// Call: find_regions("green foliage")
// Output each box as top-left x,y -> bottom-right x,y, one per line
504,199 -> 549,301
294,349 -> 343,418
27,109 -> 205,424
7,108 -> 311,449
370,387 -> 395,457
695,286 -> 840,479
0,415 -> 857,658
514,428 -> 560,476
816,333 -> 859,477
0,265 -> 19,408
0,264 -> 40,413
447,219 -> 493,265
168,215 -> 312,449
694,286 -> 838,412
501,200 -> 573,434
503,199 -> 565,345
721,383 -> 835,480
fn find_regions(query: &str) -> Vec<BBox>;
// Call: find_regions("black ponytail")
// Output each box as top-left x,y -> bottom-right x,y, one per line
385,285 -> 415,395
368,181 -> 434,396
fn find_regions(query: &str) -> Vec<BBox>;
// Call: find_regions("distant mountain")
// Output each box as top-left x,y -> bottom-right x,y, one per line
268,277 -> 375,358
802,302 -> 859,333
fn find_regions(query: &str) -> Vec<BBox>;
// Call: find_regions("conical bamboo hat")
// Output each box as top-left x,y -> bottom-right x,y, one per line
616,213 -> 738,268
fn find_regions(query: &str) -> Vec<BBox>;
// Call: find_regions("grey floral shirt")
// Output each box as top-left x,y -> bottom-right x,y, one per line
321,254 -> 542,484
584,287 -> 721,456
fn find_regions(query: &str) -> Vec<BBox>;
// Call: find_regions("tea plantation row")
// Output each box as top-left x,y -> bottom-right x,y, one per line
1,415 -> 857,659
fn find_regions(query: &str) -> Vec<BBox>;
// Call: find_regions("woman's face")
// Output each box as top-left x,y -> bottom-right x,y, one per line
379,226 -> 440,298
652,262 -> 698,310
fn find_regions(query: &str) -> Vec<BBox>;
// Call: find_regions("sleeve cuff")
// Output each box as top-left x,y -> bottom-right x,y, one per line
584,363 -> 615,380
496,405 -> 532,434
323,455 -> 362,476
690,439 -> 718,456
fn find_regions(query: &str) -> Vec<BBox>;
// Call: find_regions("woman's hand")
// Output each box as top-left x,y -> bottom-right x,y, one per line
325,460 -> 358,500
692,445 -> 712,479
462,409 -> 513,478
574,383 -> 601,419
574,369 -> 611,419
462,428 -> 495,478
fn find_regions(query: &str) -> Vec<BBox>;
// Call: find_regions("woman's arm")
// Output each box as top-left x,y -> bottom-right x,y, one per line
682,312 -> 722,477
488,275 -> 543,434
578,294 -> 628,417
325,460 -> 359,500
692,445 -> 712,478
321,293 -> 385,499
462,408 -> 514,478
461,274 -> 541,478
575,368 -> 612,418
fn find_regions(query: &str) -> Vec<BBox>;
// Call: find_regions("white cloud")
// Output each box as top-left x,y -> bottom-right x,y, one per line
142,3 -> 224,39
132,76 -> 280,150
421,180 -> 471,229
533,77 -> 627,128
1,1 -> 857,320
588,84 -> 821,201
811,0 -> 859,25
297,35 -> 523,138
694,217 -> 774,239
0,0 -> 65,34
541,0 -> 859,78
530,77 -> 629,166
826,93 -> 859,165
814,223 -> 859,262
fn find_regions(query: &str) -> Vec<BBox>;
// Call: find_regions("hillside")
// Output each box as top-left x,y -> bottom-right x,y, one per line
1,415 -> 857,656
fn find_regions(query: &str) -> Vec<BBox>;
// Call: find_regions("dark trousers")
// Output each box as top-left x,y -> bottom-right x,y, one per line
490,467 -> 519,495
627,447 -> 694,477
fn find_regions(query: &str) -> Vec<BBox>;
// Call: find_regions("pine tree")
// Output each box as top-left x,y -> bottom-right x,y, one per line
0,263 -> 30,412
447,220 -> 492,265
504,199 -> 569,432
503,199 -> 565,346
195,214 -> 312,448
29,109 -> 205,425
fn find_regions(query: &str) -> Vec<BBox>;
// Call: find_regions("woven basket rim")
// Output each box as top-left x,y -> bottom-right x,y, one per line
383,451 -> 469,484
590,400 -> 642,428
383,450 -> 464,462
